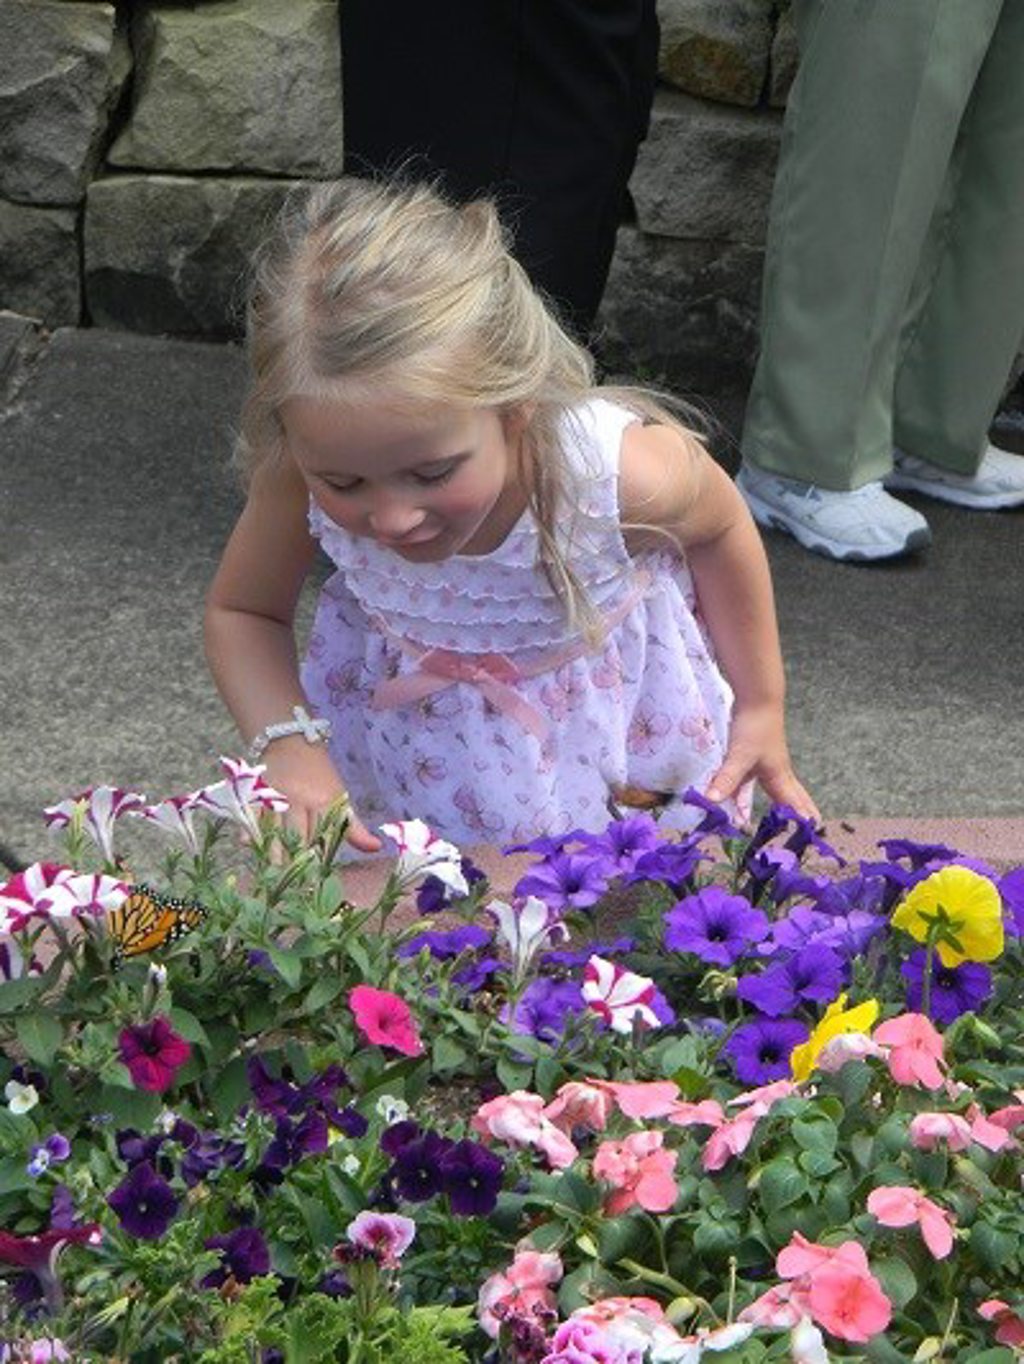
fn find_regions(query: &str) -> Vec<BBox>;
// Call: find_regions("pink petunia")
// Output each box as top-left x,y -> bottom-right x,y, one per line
867,1185 -> 955,1259
118,1016 -> 191,1093
43,785 -> 146,864
873,1012 -> 945,1090
190,758 -> 288,841
348,985 -> 423,1056
592,1129 -> 678,1215
472,1091 -> 578,1170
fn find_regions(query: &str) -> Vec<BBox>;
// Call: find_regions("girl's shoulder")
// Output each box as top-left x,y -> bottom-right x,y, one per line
557,392 -> 644,481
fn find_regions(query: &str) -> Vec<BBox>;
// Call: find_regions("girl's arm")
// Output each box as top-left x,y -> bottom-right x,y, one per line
204,457 -> 381,849
619,420 -> 818,822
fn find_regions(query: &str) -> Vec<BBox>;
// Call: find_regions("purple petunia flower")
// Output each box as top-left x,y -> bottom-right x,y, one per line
877,837 -> 960,870
202,1226 -> 271,1287
625,837 -> 704,890
724,1018 -> 809,1085
390,1131 -> 453,1202
514,851 -> 613,910
415,857 -> 486,914
452,956 -> 503,994
541,936 -> 637,969
576,815 -> 661,873
745,844 -> 800,890
503,830 -> 588,857
681,787 -> 743,840
815,910 -> 886,958
508,977 -> 585,1044
901,950 -> 993,1024
396,925 -> 492,960
180,1132 -> 245,1187
664,885 -> 769,966
438,1139 -> 505,1216
764,905 -> 835,955
812,873 -> 889,918
737,944 -> 845,1018
107,1161 -> 179,1240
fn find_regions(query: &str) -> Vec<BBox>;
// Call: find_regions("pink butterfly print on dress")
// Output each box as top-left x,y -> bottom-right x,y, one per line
626,707 -> 672,757
453,785 -> 506,835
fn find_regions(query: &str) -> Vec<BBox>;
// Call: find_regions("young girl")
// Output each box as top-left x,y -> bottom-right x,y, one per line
205,178 -> 817,853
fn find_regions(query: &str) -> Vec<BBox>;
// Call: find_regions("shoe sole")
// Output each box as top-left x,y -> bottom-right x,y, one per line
739,482 -> 932,562
884,472 -> 1024,511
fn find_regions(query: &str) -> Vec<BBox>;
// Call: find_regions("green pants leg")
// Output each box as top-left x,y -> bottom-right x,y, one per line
894,0 -> 1024,473
742,0 -> 1003,490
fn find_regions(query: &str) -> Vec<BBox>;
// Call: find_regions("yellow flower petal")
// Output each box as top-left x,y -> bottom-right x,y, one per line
790,993 -> 880,1082
893,866 -> 1004,965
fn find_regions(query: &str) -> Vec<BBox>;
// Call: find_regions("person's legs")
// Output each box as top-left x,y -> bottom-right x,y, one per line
892,0 -> 1024,475
741,0 -> 1001,491
339,0 -> 658,340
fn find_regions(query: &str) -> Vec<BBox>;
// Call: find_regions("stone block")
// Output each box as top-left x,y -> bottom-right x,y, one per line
110,0 -> 344,175
597,226 -> 764,398
83,175 -> 304,336
769,3 -> 800,107
0,201 -> 80,327
631,90 -> 781,243
657,0 -> 773,107
0,1 -> 129,206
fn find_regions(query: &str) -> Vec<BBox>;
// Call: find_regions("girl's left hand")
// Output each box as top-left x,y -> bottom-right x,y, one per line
705,701 -> 820,824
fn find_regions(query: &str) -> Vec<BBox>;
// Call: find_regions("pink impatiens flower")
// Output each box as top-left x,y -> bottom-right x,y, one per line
873,1012 -> 946,1090
543,1080 -> 615,1134
908,1111 -> 973,1152
867,1184 -> 955,1259
348,984 -> 423,1056
118,1016 -> 191,1093
478,1247 -> 563,1338
592,1129 -> 678,1215
979,1299 -> 1024,1348
472,1091 -> 578,1170
744,1233 -> 892,1344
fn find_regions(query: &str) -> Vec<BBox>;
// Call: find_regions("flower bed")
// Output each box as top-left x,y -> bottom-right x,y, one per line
2,761 -> 1024,1362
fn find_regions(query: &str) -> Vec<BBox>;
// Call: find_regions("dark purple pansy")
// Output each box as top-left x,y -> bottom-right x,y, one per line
380,1120 -> 422,1158
724,1018 -> 809,1085
901,950 -> 993,1024
438,1139 -> 505,1216
107,1161 -> 179,1240
514,851 -> 613,910
202,1226 -> 271,1287
181,1132 -> 246,1187
508,977 -> 585,1044
664,885 -> 769,966
737,944 -> 845,1018
390,1131 -> 453,1202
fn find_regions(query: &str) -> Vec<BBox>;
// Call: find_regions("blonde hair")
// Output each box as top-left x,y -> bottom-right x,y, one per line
237,176 -> 700,640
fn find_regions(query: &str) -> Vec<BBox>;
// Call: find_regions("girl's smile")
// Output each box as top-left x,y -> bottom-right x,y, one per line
282,396 -> 526,560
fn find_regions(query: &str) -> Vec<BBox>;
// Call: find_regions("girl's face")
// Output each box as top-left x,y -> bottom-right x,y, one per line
282,396 -> 525,561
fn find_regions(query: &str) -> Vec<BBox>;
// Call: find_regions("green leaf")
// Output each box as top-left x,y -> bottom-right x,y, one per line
797,1149 -> 842,1178
266,946 -> 303,991
168,1006 -> 210,1046
431,1035 -> 469,1074
872,1255 -> 918,1309
758,1158 -> 808,1211
0,1156 -> 31,1197
208,1056 -> 250,1126
15,1012 -> 64,1066
534,1054 -> 563,1098
305,975 -> 344,1013
791,1115 -> 837,1154
971,1219 -> 1019,1273
497,1056 -> 533,1093
97,1083 -> 161,1129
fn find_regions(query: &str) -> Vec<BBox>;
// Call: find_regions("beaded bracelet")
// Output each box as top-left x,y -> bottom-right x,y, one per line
248,705 -> 332,763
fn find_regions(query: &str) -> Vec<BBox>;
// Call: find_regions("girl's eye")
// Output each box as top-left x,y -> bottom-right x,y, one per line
414,463 -> 458,485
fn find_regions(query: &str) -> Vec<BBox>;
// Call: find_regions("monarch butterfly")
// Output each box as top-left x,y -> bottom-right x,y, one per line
107,884 -> 207,965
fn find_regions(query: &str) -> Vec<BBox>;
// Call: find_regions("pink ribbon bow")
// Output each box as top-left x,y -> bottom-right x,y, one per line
372,647 -> 551,740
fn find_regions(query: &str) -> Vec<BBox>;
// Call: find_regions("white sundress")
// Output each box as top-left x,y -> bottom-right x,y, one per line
300,397 -> 737,848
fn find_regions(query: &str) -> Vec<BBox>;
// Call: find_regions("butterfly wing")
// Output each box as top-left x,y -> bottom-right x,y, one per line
108,884 -> 206,964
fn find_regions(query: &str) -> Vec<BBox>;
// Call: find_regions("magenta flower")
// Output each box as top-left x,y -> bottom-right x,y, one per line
0,863 -> 130,933
190,757 -> 288,840
43,785 -> 146,863
348,984 -> 423,1056
582,955 -> 660,1034
118,1016 -> 191,1092
344,1211 -> 416,1268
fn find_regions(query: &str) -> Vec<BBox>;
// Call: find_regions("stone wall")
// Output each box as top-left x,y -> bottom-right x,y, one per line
1,1 -> 1018,407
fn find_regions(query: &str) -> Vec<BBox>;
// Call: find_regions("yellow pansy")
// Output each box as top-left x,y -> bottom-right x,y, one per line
790,993 -> 880,1083
891,865 -> 1004,967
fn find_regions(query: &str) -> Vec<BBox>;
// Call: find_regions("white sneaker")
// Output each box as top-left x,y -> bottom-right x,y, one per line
736,463 -> 931,562
887,444 -> 1024,510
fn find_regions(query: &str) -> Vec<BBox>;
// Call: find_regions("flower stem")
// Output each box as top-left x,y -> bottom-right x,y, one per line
922,931 -> 936,1020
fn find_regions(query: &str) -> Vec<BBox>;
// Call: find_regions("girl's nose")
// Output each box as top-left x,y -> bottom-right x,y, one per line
368,496 -> 426,541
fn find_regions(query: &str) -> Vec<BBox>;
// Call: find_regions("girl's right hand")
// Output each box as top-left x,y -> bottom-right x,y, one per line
261,738 -> 382,852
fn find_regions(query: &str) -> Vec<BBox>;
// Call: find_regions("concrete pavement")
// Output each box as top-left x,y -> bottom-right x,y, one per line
1,317 -> 1022,875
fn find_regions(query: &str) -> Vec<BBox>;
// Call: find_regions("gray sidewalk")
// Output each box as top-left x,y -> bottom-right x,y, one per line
1,317 -> 1022,872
